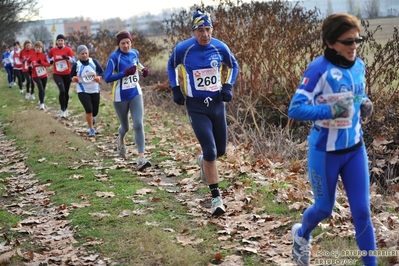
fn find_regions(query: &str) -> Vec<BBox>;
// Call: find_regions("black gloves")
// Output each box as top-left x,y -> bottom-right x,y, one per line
172,86 -> 185,105
221,84 -> 233,102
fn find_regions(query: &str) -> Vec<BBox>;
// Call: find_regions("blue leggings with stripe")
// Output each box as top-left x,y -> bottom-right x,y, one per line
298,144 -> 376,266
186,96 -> 227,161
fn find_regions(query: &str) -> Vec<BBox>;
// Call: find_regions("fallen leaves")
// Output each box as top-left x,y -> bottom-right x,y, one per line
2,92 -> 399,266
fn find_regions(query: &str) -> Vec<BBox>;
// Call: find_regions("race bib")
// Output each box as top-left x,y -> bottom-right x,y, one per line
14,57 -> 21,64
35,66 -> 46,77
82,71 -> 96,83
4,58 -> 10,64
55,60 -> 68,72
192,68 -> 219,92
122,74 -> 138,90
315,92 -> 354,129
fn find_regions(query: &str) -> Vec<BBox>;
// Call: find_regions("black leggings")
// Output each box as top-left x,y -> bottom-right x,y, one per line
13,69 -> 25,90
78,93 -> 100,116
23,70 -> 34,94
33,77 -> 48,104
53,74 -> 72,111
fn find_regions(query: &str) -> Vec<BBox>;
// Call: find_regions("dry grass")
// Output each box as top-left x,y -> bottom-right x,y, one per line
10,108 -> 95,159
366,17 -> 399,43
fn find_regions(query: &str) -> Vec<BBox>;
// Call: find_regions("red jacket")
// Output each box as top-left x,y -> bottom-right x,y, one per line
48,46 -> 75,75
29,52 -> 51,79
19,49 -> 35,72
12,49 -> 23,69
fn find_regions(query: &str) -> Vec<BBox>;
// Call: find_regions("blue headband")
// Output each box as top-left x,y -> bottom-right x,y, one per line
192,9 -> 212,31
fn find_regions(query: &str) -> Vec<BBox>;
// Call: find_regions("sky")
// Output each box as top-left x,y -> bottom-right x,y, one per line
35,0 -> 225,21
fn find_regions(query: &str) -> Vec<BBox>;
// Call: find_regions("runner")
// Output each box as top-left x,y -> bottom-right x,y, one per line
29,41 -> 51,110
2,46 -> 13,88
288,13 -> 376,266
167,8 -> 239,216
19,40 -> 36,100
104,30 -> 151,171
10,41 -> 25,94
71,45 -> 104,136
48,34 -> 75,118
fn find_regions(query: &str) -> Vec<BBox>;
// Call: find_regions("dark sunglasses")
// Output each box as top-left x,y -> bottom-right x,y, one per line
336,37 -> 364,46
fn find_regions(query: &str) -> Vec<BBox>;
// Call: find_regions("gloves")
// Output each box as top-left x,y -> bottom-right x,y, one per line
37,59 -> 41,65
62,55 -> 70,60
72,76 -> 79,83
360,98 -> 373,118
331,96 -> 353,119
93,76 -> 101,83
50,60 -> 54,65
123,65 -> 137,76
221,84 -> 233,102
172,86 -> 185,105
142,67 -> 149,78
28,66 -> 32,71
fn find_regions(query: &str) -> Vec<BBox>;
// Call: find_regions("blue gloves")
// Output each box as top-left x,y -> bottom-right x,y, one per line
172,86 -> 185,105
221,84 -> 233,102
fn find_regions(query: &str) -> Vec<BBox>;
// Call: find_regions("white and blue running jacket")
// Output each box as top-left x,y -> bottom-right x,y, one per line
288,55 -> 370,152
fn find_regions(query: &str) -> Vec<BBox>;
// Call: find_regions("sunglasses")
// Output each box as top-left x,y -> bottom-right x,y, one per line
336,37 -> 364,46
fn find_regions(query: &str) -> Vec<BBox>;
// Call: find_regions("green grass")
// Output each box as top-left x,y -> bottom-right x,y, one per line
0,70 -> 398,266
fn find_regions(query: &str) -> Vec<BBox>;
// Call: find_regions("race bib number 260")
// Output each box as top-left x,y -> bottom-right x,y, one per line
193,68 -> 219,92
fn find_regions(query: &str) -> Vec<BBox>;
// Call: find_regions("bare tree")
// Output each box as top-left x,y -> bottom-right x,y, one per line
0,0 -> 39,44
27,25 -> 52,44
364,0 -> 380,18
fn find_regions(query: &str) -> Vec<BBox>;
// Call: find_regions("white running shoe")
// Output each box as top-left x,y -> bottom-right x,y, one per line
20,89 -> 23,94
116,137 -> 126,158
211,196 -> 226,216
137,157 -> 151,171
39,103 -> 45,110
30,94 -> 35,100
25,93 -> 30,99
291,223 -> 311,265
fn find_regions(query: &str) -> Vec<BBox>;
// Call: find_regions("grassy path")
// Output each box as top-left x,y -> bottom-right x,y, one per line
1,76 -> 399,265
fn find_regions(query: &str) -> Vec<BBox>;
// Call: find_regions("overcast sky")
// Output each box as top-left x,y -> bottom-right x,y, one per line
35,0 -> 239,21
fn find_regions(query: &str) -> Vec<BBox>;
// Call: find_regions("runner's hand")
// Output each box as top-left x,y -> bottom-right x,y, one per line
360,98 -> 373,118
221,84 -> 233,102
331,96 -> 353,119
142,67 -> 149,77
172,86 -> 185,105
123,65 -> 137,76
